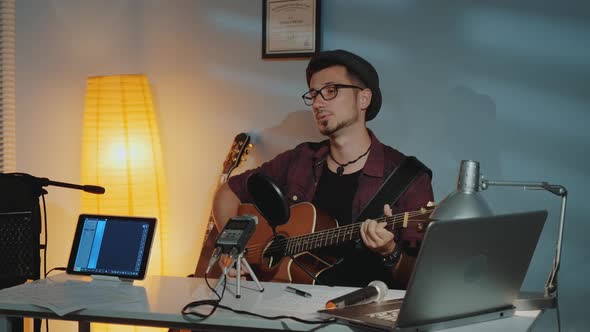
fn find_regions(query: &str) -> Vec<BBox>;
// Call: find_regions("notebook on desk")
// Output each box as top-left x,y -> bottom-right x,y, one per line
66,214 -> 157,280
318,210 -> 547,331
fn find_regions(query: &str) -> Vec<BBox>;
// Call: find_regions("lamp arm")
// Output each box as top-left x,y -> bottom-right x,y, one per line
546,193 -> 567,296
481,178 -> 567,297
481,179 -> 567,197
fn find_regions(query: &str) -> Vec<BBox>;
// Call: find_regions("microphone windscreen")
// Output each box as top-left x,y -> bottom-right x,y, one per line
368,280 -> 388,301
83,185 -> 106,194
325,280 -> 388,309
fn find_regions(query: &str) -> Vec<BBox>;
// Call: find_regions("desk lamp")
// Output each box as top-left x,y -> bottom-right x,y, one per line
431,160 -> 567,310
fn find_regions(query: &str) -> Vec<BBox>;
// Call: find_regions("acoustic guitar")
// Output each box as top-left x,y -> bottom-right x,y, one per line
193,133 -> 252,278
237,203 -> 433,284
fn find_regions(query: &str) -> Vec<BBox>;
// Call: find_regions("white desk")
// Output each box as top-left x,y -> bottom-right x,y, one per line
0,274 -> 541,332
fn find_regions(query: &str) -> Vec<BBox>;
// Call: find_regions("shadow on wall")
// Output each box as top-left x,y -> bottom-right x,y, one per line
426,85 -> 498,194
251,110 -> 325,164
246,87 -> 498,185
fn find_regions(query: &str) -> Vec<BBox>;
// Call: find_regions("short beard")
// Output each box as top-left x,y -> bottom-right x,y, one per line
318,114 -> 358,136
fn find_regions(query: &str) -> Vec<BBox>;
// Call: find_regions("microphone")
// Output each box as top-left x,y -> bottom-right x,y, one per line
325,280 -> 388,309
41,178 -> 106,194
0,173 -> 106,194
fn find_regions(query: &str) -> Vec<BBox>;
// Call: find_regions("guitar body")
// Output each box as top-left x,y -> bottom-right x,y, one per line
240,202 -> 339,284
193,133 -> 252,278
201,196 -> 431,285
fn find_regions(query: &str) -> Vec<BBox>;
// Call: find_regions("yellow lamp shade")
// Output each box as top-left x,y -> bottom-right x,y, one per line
81,74 -> 169,332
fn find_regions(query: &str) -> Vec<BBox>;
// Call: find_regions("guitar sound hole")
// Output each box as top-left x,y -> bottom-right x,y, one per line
263,235 -> 287,269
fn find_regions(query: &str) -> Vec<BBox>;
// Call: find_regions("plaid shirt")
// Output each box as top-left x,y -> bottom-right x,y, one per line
228,130 -> 434,249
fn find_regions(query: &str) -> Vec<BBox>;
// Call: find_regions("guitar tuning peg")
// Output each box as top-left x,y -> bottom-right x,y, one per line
241,157 -> 247,162
247,143 -> 253,148
244,150 -> 249,154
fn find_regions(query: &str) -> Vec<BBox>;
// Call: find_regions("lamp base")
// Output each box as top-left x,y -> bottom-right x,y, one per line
514,291 -> 556,310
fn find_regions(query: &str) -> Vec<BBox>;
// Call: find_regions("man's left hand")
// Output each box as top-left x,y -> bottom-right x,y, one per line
360,204 -> 396,256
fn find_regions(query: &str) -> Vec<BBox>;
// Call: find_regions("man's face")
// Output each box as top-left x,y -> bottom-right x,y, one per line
307,66 -> 368,136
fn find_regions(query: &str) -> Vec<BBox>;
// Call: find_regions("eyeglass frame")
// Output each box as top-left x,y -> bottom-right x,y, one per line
301,84 -> 364,106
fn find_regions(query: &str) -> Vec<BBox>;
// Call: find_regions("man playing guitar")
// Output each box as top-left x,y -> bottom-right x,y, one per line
212,50 -> 434,289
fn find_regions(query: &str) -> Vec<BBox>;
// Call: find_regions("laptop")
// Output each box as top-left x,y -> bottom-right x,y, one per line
318,210 -> 547,331
66,214 -> 157,281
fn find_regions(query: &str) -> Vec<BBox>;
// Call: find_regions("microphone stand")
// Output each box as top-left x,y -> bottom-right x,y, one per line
0,172 -> 104,332
215,247 -> 264,298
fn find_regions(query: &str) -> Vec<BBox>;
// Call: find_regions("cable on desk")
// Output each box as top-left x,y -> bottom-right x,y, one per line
181,271 -> 227,319
181,272 -> 337,325
44,267 -> 66,278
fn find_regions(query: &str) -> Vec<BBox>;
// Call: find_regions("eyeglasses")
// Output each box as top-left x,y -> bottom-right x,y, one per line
301,84 -> 364,106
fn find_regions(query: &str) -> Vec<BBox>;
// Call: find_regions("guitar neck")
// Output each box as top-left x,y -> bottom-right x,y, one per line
285,208 -> 432,255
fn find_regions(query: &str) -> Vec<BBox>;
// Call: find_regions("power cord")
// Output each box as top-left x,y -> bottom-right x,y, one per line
181,271 -> 336,325
38,194 -> 50,332
182,272 -> 227,319
45,267 -> 66,278
41,194 -> 48,279
40,195 -> 69,332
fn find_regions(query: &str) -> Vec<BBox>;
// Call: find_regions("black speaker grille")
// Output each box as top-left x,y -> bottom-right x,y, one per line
0,212 -> 38,279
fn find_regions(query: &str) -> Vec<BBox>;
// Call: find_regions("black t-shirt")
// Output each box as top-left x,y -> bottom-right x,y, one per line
313,164 -> 360,226
312,165 -> 390,287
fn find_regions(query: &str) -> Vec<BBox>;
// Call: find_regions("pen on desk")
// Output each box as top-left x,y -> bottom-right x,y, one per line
285,286 -> 312,298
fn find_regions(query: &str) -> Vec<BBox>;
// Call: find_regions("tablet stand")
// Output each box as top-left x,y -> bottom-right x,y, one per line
215,249 -> 264,298
91,275 -> 134,283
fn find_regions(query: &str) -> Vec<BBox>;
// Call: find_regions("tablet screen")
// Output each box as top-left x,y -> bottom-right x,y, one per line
67,214 -> 156,280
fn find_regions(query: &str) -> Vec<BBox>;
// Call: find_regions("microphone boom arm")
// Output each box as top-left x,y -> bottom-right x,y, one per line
41,178 -> 106,194
0,173 -> 105,195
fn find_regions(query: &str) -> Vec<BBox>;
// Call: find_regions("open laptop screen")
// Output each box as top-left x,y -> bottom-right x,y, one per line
67,214 -> 156,280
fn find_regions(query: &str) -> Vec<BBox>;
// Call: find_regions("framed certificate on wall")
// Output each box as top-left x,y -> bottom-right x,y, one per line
262,0 -> 321,59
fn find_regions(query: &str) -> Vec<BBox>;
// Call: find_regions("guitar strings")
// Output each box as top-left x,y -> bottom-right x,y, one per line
246,216 -> 432,258
261,217 -> 430,256
244,208 -> 433,258
250,209 -> 432,256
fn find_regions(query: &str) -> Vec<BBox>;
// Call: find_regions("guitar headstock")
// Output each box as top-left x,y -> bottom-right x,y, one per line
222,133 -> 253,177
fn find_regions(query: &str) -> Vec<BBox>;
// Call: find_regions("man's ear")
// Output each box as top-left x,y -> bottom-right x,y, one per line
359,89 -> 372,110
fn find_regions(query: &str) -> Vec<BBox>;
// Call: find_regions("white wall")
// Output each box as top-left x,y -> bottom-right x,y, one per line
16,0 -> 589,331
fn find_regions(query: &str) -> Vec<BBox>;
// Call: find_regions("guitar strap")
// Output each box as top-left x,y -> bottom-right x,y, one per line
355,156 -> 431,223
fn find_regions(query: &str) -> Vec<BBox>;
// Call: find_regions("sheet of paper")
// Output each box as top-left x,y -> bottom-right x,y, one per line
255,285 -> 402,313
0,280 -> 142,316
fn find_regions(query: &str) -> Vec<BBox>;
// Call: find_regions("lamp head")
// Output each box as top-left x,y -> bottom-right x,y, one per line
431,160 -> 493,220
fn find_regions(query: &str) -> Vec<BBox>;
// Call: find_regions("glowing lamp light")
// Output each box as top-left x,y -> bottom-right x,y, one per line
81,74 -> 169,332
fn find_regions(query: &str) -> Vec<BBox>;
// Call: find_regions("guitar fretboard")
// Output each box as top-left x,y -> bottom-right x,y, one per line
281,208 -> 432,255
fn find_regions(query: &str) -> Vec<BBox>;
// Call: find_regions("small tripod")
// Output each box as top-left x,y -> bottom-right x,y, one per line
215,248 -> 264,298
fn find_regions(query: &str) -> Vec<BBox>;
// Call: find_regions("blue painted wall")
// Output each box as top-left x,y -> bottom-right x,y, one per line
16,0 -> 589,330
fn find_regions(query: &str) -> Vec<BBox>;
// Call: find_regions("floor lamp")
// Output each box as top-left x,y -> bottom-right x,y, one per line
81,74 -> 169,332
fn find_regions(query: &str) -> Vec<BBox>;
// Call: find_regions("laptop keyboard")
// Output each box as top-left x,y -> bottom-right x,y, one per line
367,309 -> 400,322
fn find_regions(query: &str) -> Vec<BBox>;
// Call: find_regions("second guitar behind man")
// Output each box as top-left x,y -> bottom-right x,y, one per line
212,49 -> 434,289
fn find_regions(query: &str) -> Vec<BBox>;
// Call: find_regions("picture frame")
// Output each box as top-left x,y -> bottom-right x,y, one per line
262,0 -> 321,59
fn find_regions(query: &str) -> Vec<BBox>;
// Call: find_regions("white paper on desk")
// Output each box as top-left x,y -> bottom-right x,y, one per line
255,286 -> 402,314
0,280 -> 142,316
255,287 -> 348,313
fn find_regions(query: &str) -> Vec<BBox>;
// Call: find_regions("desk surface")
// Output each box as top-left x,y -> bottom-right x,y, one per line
0,274 -> 541,332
